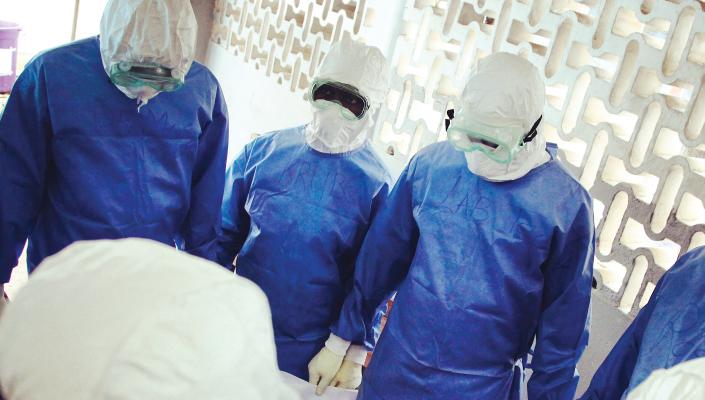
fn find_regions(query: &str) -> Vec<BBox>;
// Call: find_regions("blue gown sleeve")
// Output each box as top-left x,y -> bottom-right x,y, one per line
177,84 -> 228,263
577,248 -> 700,400
0,65 -> 51,283
342,179 -> 391,347
528,195 -> 596,400
331,160 -> 419,345
215,144 -> 252,268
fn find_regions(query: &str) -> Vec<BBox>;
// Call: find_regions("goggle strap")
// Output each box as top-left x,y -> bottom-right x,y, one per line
445,109 -> 455,131
522,115 -> 542,144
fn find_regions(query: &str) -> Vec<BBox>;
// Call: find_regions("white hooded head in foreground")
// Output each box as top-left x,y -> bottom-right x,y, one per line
626,357 -> 705,400
0,238 -> 298,400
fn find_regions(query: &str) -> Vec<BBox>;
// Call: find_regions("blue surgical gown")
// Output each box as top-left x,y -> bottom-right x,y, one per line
580,247 -> 705,400
0,37 -> 229,283
332,142 -> 595,400
216,126 -> 390,379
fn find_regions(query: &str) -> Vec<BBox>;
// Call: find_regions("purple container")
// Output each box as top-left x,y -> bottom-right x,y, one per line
0,21 -> 21,93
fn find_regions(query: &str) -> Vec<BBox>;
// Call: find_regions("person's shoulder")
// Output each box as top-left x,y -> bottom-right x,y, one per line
411,141 -> 462,167
187,61 -> 220,89
25,37 -> 98,72
352,144 -> 392,185
416,140 -> 454,158
407,141 -> 464,177
245,125 -> 305,158
649,246 -> 705,305
546,161 -> 588,193
668,246 -> 705,276
257,125 -> 304,145
539,144 -> 592,204
187,61 -> 213,78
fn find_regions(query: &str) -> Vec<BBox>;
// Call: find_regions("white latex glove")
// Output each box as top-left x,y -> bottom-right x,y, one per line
331,358 -> 363,389
308,347 -> 344,395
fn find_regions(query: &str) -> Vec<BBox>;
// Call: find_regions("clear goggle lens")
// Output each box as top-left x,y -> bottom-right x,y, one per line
446,111 -> 543,165
447,121 -> 525,164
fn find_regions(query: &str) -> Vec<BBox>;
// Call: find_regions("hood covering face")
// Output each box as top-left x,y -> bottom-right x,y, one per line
305,105 -> 376,154
99,0 -> 198,108
453,52 -> 549,181
306,36 -> 391,153
313,36 -> 391,105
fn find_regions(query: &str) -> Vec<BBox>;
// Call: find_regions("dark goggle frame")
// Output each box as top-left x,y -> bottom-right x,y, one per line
310,80 -> 370,119
109,62 -> 184,92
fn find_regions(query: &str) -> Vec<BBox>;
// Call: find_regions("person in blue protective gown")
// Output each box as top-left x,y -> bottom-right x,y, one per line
329,52 -> 596,400
580,246 -> 705,400
0,0 -> 229,300
216,36 -> 391,393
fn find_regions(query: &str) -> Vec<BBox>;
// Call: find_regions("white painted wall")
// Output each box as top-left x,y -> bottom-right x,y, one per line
205,44 -> 312,162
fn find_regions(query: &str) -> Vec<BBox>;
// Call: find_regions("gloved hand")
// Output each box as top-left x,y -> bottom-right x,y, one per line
331,358 -> 363,389
308,347 -> 344,395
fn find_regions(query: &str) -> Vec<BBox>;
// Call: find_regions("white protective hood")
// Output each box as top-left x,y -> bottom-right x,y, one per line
457,52 -> 550,181
0,239 -> 299,400
306,36 -> 391,154
99,0 -> 197,105
314,35 -> 390,105
626,357 -> 705,400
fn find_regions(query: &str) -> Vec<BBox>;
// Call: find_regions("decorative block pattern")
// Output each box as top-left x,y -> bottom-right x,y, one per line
211,0 -> 374,93
212,0 -> 705,317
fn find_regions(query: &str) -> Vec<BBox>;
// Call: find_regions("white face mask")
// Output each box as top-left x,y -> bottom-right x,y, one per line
305,104 -> 374,154
116,85 -> 161,112
465,132 -> 550,182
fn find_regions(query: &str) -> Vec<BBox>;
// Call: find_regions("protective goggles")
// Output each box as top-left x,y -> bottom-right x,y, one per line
109,62 -> 184,92
446,111 -> 542,164
310,80 -> 369,120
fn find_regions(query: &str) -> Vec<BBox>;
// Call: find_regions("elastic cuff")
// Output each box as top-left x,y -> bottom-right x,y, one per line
344,344 -> 368,365
324,333 -> 351,357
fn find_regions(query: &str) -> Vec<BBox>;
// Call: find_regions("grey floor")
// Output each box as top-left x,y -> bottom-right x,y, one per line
575,294 -> 632,397
522,294 -> 632,399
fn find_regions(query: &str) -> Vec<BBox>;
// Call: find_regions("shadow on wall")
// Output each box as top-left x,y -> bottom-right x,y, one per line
190,0 -> 215,63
